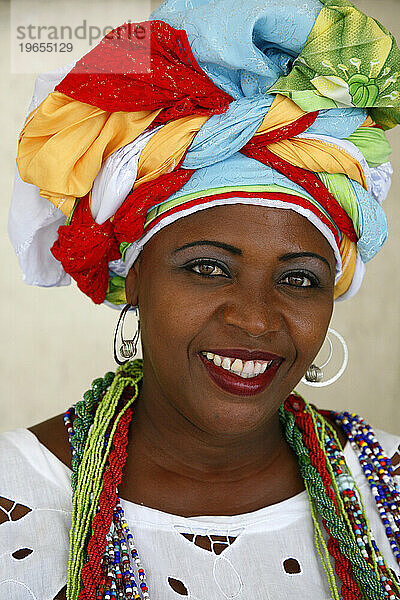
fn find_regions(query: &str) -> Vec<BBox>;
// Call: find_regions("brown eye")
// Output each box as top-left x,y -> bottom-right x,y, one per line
280,272 -> 318,288
192,263 -> 226,276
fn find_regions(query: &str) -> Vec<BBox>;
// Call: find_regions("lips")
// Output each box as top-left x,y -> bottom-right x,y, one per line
199,349 -> 283,397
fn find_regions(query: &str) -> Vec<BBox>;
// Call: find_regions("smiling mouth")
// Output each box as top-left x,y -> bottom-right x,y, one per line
200,351 -> 276,379
199,350 -> 283,396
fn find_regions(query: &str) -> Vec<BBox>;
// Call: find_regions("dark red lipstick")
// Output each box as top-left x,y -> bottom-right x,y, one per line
199,350 -> 283,397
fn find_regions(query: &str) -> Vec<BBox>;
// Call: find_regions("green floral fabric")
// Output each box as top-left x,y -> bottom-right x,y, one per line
268,0 -> 400,129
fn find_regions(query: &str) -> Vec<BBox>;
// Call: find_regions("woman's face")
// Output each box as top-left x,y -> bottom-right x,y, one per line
126,204 -> 336,435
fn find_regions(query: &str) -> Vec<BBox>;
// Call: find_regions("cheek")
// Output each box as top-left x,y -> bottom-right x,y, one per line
138,273 -> 213,356
288,300 -> 333,368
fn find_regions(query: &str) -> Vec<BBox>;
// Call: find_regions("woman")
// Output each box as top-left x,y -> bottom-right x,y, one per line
2,0 -> 400,598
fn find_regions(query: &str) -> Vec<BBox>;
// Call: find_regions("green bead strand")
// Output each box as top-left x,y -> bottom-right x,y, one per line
70,372 -> 116,491
67,360 -> 143,600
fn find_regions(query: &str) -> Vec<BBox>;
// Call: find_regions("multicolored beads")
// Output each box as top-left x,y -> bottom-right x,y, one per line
97,500 -> 150,600
334,412 -> 400,566
321,412 -> 400,599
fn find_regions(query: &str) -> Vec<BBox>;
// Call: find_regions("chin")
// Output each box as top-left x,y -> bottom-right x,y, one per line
188,389 -> 282,438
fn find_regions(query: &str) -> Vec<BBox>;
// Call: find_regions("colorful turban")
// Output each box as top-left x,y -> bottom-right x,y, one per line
9,0 -> 400,307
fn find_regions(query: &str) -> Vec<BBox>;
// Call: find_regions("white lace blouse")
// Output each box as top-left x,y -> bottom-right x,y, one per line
0,427 -> 399,600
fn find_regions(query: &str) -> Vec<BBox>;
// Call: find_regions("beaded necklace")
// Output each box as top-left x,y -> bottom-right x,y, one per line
64,360 -> 400,600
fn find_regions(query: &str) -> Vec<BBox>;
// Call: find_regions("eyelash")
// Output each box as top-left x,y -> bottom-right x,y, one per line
184,260 -> 320,288
183,259 -> 229,278
279,271 -> 320,288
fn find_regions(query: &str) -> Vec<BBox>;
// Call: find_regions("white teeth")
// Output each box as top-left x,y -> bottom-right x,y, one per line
202,352 -> 275,379
221,357 -> 232,370
241,360 -> 254,375
254,361 -> 262,375
213,354 -> 222,367
231,359 -> 243,374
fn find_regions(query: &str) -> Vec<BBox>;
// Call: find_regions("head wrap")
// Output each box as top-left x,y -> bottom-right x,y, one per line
9,0 -> 400,307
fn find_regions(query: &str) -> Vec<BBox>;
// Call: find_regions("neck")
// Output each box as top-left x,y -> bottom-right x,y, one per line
119,365 -> 305,515
136,391 -> 285,477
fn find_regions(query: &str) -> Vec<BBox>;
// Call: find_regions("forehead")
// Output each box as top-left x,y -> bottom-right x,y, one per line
143,203 -> 336,261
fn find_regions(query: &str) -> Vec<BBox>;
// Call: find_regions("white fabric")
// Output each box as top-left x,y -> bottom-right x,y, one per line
8,64 -> 76,288
0,427 -> 399,600
335,249 -> 366,302
91,126 -> 163,225
370,162 -> 393,205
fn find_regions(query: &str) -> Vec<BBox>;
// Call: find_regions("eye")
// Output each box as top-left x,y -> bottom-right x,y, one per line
280,271 -> 319,288
184,259 -> 229,278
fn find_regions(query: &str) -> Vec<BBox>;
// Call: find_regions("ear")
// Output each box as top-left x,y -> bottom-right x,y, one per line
125,258 -> 141,306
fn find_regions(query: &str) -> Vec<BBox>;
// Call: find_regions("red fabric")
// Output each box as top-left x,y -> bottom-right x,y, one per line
78,405 -> 134,600
141,190 -> 340,246
51,196 -> 120,304
240,144 -> 358,243
254,111 -> 318,144
55,20 -> 232,121
113,167 -> 195,241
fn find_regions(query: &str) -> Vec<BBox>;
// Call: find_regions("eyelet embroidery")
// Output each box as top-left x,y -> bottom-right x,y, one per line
0,496 -> 31,525
390,445 -> 400,477
12,548 -> 33,560
283,557 -> 302,574
168,577 -> 189,596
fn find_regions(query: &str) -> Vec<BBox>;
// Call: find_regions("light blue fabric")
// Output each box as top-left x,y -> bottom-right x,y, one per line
149,0 -> 389,267
305,108 -> 366,139
153,153 -> 317,207
151,0 -> 323,99
182,95 -> 272,169
351,181 -> 388,262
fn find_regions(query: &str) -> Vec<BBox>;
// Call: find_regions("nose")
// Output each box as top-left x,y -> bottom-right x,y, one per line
221,288 -> 283,338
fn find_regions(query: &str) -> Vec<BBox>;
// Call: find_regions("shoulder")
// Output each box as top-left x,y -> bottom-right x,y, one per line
0,423 -> 72,599
29,413 -> 72,470
0,414 -> 72,512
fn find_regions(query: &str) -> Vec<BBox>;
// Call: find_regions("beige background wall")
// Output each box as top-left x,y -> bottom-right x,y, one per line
1,0 -> 399,434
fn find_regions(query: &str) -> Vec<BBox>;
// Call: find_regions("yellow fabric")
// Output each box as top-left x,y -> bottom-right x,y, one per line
267,137 -> 366,188
254,94 -> 308,135
334,235 -> 357,299
134,115 -> 209,189
361,115 -> 376,128
17,92 -> 162,216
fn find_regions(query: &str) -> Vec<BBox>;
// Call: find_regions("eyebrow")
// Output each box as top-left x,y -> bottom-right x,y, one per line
173,240 -> 242,255
279,252 -> 332,273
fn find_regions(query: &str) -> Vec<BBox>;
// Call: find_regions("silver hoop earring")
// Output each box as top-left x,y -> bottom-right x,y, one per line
113,303 -> 141,365
301,328 -> 348,388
